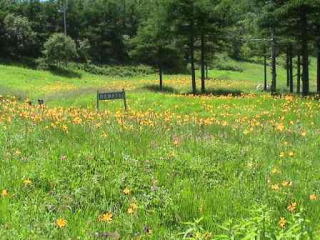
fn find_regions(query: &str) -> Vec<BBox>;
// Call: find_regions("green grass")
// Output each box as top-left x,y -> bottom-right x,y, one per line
0,59 -> 320,239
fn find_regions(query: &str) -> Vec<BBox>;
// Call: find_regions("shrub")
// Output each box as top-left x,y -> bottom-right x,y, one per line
42,33 -> 77,66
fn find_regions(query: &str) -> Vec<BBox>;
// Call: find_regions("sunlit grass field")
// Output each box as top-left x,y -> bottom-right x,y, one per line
1,60 -> 320,239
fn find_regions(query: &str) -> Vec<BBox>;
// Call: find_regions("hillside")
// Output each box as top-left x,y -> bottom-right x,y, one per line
0,59 -> 318,109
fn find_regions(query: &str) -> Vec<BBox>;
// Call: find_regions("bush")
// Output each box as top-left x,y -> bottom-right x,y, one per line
42,33 -> 77,66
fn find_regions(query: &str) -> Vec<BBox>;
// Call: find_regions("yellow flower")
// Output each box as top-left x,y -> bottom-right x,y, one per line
282,181 -> 292,187
127,207 -> 134,214
301,131 -> 307,137
287,202 -> 297,212
72,117 -> 82,124
278,217 -> 287,228
271,184 -> 280,191
1,189 -> 8,197
288,152 -> 295,157
61,125 -> 68,132
56,218 -> 67,228
279,152 -> 285,158
243,129 -> 250,135
310,194 -> 318,201
123,187 -> 131,195
130,203 -> 138,210
271,168 -> 281,174
128,202 -> 138,214
276,123 -> 285,132
101,132 -> 108,138
173,139 -> 180,146
23,179 -> 32,186
99,212 -> 113,222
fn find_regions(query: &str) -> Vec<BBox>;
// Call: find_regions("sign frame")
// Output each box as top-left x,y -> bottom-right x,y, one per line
96,89 -> 127,111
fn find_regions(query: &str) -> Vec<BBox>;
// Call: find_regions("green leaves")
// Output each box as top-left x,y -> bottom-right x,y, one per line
43,33 -> 77,65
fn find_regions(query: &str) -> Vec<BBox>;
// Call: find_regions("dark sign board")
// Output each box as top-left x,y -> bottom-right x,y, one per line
98,92 -> 124,101
97,89 -> 127,111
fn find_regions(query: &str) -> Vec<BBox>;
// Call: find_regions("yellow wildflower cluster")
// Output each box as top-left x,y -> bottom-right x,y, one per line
56,218 -> 67,228
98,212 -> 113,222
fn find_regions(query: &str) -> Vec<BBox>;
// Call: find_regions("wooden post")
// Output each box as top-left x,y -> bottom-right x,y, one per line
159,65 -> 163,91
123,89 -> 127,111
97,90 -> 99,111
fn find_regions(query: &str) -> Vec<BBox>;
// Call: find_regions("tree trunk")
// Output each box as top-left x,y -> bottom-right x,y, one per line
302,43 -> 309,96
189,2 -> 196,94
289,47 -> 293,93
286,48 -> 290,87
271,30 -> 277,94
297,55 -> 301,94
317,40 -> 320,94
190,23 -> 196,94
159,65 -> 163,91
264,51 -> 267,91
200,32 -> 205,93
301,9 -> 309,96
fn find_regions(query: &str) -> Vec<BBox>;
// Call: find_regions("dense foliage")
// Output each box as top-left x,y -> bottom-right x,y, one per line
1,0 -> 320,94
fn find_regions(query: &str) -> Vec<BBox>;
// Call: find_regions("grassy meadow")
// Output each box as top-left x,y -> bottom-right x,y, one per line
1,59 -> 320,239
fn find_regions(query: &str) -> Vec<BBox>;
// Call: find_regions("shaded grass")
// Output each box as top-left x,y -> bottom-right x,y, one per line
141,84 -> 178,94
49,65 -> 82,79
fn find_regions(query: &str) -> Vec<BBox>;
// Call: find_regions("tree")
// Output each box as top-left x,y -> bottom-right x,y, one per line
130,0 -> 182,90
309,3 -> 320,94
273,0 -> 319,95
42,33 -> 77,65
256,0 -> 279,94
2,13 -> 35,58
167,0 -> 197,94
167,0 -> 229,94
197,0 -> 230,93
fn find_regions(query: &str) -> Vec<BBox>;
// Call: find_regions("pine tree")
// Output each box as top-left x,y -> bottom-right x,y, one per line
130,0 -> 182,90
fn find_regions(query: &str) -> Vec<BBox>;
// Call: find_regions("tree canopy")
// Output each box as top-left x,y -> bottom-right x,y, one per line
1,0 -> 320,94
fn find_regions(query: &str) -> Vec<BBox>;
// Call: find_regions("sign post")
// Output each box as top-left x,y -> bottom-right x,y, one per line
97,89 -> 127,111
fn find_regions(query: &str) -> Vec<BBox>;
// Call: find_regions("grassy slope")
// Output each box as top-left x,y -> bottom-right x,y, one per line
0,58 -> 317,106
0,60 -> 320,239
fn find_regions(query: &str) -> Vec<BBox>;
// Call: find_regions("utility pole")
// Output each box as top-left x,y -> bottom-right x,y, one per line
63,0 -> 68,35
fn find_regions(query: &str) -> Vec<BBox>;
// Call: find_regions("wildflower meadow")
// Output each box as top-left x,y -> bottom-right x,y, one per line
1,61 -> 320,239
